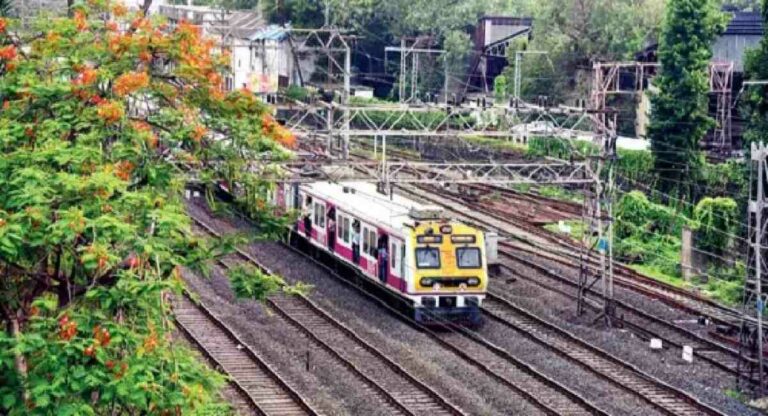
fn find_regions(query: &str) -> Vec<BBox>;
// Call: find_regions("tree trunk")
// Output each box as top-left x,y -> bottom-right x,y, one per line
8,312 -> 28,400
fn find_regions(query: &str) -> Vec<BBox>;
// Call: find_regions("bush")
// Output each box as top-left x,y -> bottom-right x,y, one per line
693,197 -> 738,255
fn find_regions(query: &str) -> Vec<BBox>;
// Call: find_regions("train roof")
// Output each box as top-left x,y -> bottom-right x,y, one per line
302,182 -> 445,234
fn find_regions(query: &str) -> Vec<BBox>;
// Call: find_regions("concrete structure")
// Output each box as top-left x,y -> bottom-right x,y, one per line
466,16 -> 533,94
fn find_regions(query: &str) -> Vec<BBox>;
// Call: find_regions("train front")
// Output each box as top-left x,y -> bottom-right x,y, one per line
409,220 -> 488,326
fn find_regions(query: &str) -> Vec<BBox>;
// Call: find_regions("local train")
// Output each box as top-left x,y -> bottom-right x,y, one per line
274,181 -> 491,325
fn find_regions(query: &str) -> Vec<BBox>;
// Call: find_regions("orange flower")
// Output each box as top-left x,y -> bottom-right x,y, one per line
74,10 -> 88,31
272,125 -> 297,148
261,113 -> 276,132
130,17 -> 149,31
138,50 -> 152,63
0,45 -> 17,60
0,18 -> 6,33
2,100 -> 9,110
97,101 -> 124,124
190,125 -> 206,142
114,160 -> 134,181
111,2 -> 127,17
206,71 -> 222,87
105,21 -> 118,32
46,31 -> 61,43
73,67 -> 98,86
113,71 -> 149,97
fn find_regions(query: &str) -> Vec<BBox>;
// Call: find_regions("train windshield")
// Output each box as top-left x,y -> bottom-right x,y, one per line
415,248 -> 441,269
456,247 -> 481,268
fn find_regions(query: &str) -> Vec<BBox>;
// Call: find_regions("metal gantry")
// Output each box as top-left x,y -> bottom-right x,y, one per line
247,159 -> 594,185
739,142 -> 768,397
286,28 -> 354,159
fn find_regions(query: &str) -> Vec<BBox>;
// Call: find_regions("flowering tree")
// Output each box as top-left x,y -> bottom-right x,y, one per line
0,2 -> 296,414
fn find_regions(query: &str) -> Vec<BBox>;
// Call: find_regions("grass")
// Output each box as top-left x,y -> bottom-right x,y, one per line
542,219 -> 587,241
462,135 -> 528,153
628,263 -> 688,289
537,185 -> 584,204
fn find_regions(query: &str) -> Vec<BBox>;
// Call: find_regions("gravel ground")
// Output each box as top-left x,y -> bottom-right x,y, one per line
185,198 -> 544,415
492,259 -> 759,416
183,265 -> 400,416
183,195 -> 756,415
476,318 -> 663,416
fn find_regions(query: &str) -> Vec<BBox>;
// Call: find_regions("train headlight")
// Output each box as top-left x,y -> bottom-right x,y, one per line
432,283 -> 441,292
459,283 -> 467,291
467,277 -> 480,286
420,278 -> 434,287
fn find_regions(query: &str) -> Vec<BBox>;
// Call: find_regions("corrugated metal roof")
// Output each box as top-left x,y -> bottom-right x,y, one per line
723,12 -> 764,36
249,25 -> 290,41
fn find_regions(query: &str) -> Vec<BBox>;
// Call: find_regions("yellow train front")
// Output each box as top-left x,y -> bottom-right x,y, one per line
407,220 -> 488,326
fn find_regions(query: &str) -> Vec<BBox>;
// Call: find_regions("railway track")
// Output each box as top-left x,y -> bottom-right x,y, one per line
394,185 -> 754,377
408,182 -> 744,328
482,291 -> 727,416
497,249 -> 758,381
173,293 -> 317,416
189,208 -> 610,416
191,216 -> 467,416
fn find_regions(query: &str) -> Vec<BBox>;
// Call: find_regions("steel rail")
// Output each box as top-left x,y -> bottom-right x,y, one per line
192,215 -> 466,416
174,292 -> 318,416
483,291 -> 728,416
190,209 -> 608,416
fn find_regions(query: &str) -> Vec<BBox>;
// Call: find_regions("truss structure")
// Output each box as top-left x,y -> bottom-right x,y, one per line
576,60 -> 735,325
286,28 -> 354,158
245,159 -> 593,185
738,142 -> 768,397
278,100 -> 594,143
589,61 -> 734,148
384,36 -> 445,103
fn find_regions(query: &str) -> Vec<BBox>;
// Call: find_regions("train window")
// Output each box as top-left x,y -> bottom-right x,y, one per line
390,243 -> 397,270
313,202 -> 325,228
362,228 -> 370,256
368,229 -> 377,257
400,244 -> 405,277
343,217 -> 350,242
415,248 -> 440,269
456,247 -> 481,269
361,227 -> 377,257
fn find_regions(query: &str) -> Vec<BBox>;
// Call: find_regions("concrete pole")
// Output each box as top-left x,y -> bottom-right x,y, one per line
514,52 -> 521,107
342,44 -> 351,159
757,149 -> 765,395
399,38 -> 406,102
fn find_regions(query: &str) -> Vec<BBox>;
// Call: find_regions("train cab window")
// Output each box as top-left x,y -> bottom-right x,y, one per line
415,248 -> 440,269
456,247 -> 481,269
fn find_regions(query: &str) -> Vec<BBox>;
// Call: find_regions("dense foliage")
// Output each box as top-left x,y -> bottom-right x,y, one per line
0,3 -> 295,414
647,0 -> 726,202
692,197 -> 738,255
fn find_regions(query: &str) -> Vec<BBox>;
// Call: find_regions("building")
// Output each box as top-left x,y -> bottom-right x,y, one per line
465,16 -> 533,95
158,5 -> 303,96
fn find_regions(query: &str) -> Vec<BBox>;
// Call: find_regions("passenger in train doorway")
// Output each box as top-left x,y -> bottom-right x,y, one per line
377,237 -> 388,284
351,220 -> 361,264
327,207 -> 336,250
303,196 -> 313,238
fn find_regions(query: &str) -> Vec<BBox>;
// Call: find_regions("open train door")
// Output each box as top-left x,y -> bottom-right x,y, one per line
377,233 -> 389,284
